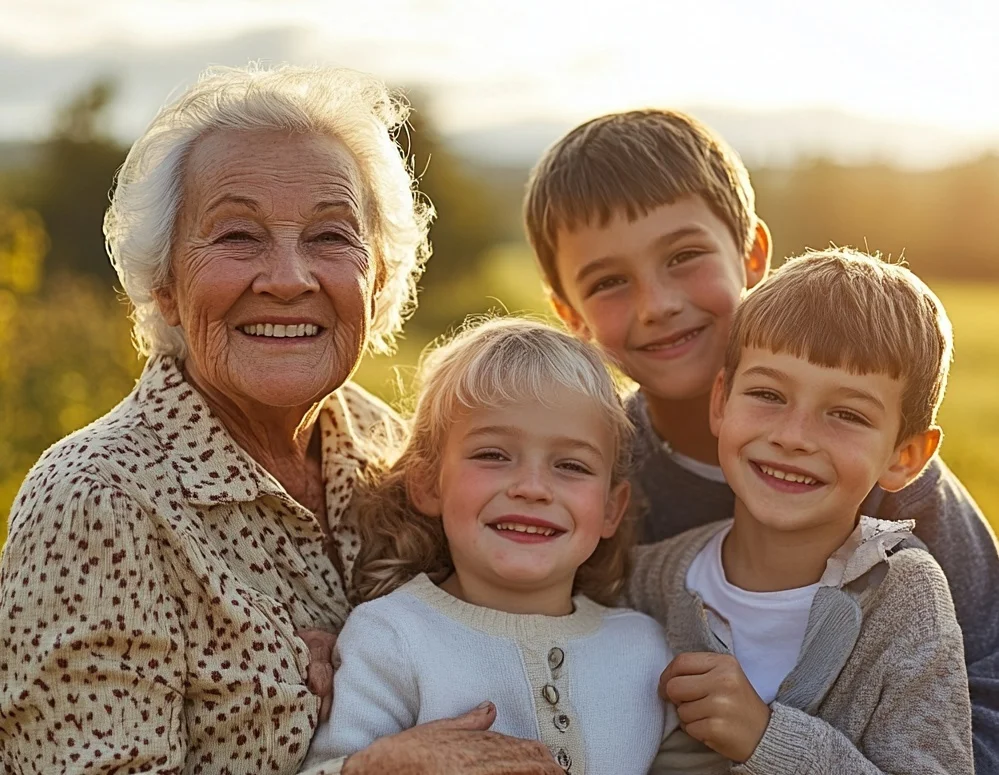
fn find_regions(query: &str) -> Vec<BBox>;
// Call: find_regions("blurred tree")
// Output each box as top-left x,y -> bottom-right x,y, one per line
0,200 -> 138,546
401,104 -> 509,333
0,274 -> 139,545
23,78 -> 127,287
0,202 -> 48,294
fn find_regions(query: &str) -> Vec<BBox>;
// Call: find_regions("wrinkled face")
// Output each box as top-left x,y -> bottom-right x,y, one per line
422,388 -> 627,596
157,129 -> 376,410
712,348 -> 907,537
554,195 -> 764,402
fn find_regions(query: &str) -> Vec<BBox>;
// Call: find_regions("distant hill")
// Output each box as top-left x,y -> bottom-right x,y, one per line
446,107 -> 999,171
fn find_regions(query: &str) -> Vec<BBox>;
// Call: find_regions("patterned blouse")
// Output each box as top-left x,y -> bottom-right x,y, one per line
0,356 -> 403,775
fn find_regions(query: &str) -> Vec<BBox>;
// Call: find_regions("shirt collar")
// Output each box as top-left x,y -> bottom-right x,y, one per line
137,356 -> 367,509
819,515 -> 916,588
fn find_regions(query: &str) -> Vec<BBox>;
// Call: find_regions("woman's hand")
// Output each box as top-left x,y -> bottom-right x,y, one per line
659,652 -> 771,763
298,628 -> 337,722
342,702 -> 565,775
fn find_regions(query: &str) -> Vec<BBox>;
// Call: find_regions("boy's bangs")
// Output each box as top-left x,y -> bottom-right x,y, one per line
537,149 -> 704,247
740,292 -> 908,380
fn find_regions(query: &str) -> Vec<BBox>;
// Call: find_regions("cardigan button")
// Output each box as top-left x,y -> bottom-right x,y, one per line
556,748 -> 572,770
553,712 -> 570,732
542,684 -> 559,705
547,647 -> 564,671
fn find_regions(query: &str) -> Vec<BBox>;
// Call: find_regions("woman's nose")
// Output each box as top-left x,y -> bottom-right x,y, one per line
254,241 -> 320,300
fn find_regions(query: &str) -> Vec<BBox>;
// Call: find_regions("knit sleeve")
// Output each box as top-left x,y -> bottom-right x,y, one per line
0,476 -> 187,774
734,552 -> 974,775
301,600 -> 418,769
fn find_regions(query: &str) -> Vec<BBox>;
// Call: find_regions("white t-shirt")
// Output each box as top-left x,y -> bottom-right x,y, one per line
685,526 -> 819,703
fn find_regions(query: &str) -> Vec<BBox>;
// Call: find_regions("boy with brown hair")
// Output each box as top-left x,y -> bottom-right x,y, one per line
524,109 -> 998,772
633,248 -> 972,773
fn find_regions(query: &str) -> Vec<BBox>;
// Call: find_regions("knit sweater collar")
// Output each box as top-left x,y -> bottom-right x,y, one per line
664,516 -> 915,600
664,516 -> 917,714
399,573 -> 606,640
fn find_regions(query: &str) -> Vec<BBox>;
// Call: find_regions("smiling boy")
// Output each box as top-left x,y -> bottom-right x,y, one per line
523,109 -> 998,772
630,249 -> 972,772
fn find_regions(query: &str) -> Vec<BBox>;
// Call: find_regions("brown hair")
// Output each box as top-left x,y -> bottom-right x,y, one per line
723,248 -> 953,442
524,109 -> 757,300
350,317 -> 637,606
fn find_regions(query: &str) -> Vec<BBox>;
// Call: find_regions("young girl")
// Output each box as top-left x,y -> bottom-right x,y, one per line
302,318 -> 685,774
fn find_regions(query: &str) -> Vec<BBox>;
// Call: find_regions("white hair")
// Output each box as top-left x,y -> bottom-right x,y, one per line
104,64 -> 433,358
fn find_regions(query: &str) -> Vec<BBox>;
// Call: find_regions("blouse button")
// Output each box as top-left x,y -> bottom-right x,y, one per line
556,748 -> 572,770
542,684 -> 560,705
547,647 -> 565,671
553,712 -> 570,732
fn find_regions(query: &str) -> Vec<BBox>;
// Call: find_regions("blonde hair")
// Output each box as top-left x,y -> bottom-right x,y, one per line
104,64 -> 432,359
724,247 -> 953,442
351,317 -> 635,606
524,109 -> 757,300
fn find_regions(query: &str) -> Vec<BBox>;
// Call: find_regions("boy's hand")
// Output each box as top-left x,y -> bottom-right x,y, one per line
298,628 -> 337,722
659,652 -> 771,763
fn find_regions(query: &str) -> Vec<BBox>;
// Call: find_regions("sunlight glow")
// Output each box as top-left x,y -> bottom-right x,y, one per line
2,0 -> 998,137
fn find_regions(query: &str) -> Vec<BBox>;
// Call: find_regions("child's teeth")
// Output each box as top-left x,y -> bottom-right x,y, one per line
494,523 -> 556,536
647,330 -> 699,349
759,464 -> 817,485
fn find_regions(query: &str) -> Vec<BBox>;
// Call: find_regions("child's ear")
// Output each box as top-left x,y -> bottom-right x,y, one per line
550,291 -> 592,341
601,480 -> 631,539
708,369 -> 728,438
744,219 -> 772,291
878,427 -> 942,492
152,281 -> 181,326
406,464 -> 442,517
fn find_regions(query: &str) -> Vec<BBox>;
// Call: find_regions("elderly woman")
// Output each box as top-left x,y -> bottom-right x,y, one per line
0,65 -> 562,775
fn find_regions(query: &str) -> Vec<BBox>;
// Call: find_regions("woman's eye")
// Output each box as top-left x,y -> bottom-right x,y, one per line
313,231 -> 348,244
216,230 -> 258,243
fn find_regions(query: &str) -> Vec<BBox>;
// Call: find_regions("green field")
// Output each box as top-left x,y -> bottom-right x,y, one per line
925,284 -> 999,527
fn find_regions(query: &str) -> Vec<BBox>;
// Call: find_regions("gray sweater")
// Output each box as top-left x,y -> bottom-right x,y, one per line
630,518 -> 974,775
627,392 -> 999,774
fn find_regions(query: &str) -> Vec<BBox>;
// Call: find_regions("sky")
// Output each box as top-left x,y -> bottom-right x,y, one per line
2,0 -> 998,163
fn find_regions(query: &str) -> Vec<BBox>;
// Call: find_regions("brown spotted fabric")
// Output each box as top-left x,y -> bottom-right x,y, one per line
0,356 -> 403,774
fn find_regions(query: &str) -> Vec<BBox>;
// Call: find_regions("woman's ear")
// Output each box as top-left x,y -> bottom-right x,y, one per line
745,219 -> 772,290
152,282 -> 181,327
600,480 -> 631,539
551,292 -> 592,341
708,369 -> 728,438
406,463 -> 442,517
878,427 -> 942,492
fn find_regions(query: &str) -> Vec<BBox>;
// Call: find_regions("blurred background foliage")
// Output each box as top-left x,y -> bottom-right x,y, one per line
2,81 -> 998,544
